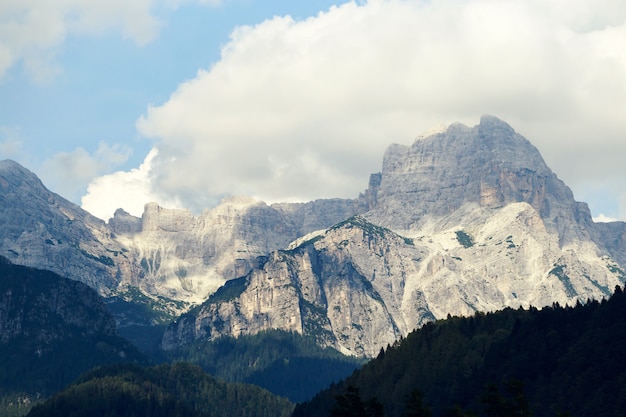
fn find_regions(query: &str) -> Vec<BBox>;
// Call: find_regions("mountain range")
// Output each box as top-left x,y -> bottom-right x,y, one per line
1,115 -> 624,359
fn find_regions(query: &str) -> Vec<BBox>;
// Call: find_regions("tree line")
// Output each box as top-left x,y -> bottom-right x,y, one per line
294,286 -> 626,417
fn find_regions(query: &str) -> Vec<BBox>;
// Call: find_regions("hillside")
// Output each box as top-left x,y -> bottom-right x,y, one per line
293,285 -> 626,417
25,362 -> 294,417
0,256 -> 146,415
161,329 -> 364,403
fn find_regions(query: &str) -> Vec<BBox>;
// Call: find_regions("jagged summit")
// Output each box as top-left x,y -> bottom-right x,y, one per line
365,116 -> 589,242
0,159 -> 136,294
1,159 -> 52,196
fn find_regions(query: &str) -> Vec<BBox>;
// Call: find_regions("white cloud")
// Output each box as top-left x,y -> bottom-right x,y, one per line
0,0 -> 162,80
81,148 -> 183,220
0,0 -> 222,80
40,142 -> 132,203
85,0 -> 625,220
594,214 -> 618,223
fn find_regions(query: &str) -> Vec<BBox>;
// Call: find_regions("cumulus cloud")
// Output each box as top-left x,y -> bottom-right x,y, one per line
0,0 -> 224,80
81,148 -> 183,220
86,0 -> 626,220
40,142 -> 132,203
0,0 -> 161,80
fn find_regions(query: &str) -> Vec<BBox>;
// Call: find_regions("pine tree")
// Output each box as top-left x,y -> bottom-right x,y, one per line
402,389 -> 431,417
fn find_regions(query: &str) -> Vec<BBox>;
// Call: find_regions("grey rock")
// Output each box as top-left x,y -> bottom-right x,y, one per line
0,160 -> 133,294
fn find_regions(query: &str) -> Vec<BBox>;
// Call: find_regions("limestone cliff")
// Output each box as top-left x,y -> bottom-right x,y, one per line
110,197 -> 361,303
364,116 -> 592,242
163,207 -> 624,357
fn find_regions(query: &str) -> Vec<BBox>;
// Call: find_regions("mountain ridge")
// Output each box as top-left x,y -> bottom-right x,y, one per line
159,116 -> 626,356
0,256 -> 146,400
1,115 -> 625,357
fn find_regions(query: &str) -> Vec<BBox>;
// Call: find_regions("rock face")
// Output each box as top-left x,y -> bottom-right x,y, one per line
163,206 -> 624,357
163,218 -> 429,357
162,116 -> 626,357
365,116 -> 590,240
0,160 -> 136,294
110,197 -> 362,303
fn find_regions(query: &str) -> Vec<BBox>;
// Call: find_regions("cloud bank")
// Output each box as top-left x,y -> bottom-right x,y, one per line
83,0 -> 626,220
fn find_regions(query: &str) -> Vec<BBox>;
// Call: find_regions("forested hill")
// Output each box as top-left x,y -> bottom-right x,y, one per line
162,329 -> 363,403
26,362 -> 294,417
293,285 -> 626,417
0,257 -> 146,397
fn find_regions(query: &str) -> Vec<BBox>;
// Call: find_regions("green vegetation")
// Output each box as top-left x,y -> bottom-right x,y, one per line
207,276 -> 248,304
607,261 -> 626,280
294,286 -> 626,417
79,248 -> 115,266
0,394 -> 43,417
331,216 -> 389,238
330,216 -> 414,246
26,362 -> 294,417
548,264 -> 577,297
290,216 -> 415,253
106,286 -> 190,352
106,285 -> 188,325
455,230 -> 474,248
163,329 -> 363,403
0,257 -> 147,416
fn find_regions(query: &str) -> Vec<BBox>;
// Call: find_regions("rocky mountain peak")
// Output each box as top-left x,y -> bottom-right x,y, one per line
0,159 -> 135,295
0,159 -> 46,193
109,208 -> 142,234
365,116 -> 588,242
161,116 -> 625,356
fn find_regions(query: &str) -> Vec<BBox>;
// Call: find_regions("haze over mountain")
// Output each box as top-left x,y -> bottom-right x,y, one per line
1,116 -> 624,358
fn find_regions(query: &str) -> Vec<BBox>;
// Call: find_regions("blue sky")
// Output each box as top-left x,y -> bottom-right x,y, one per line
0,1 -> 339,192
1,0 -> 625,222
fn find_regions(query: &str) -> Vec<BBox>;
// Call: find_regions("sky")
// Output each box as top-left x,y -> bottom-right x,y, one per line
1,0 -> 625,223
